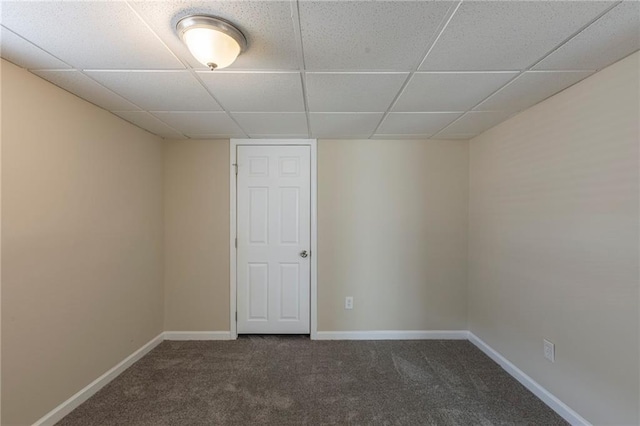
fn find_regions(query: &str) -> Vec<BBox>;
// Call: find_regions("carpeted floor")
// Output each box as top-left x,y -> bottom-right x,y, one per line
57,336 -> 567,425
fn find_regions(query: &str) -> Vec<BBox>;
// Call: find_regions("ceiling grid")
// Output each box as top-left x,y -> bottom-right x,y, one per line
0,0 -> 637,140
432,0 -> 624,138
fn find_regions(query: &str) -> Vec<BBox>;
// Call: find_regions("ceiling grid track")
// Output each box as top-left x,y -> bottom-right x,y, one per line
124,0 -> 249,139
368,0 -> 463,138
2,0 -> 635,140
0,24 -> 185,139
102,2 -> 190,139
432,0 -> 624,139
188,70 -> 251,138
291,0 -> 312,139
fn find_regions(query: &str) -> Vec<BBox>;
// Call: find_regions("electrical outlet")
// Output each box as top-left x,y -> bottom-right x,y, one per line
543,339 -> 555,362
345,296 -> 354,310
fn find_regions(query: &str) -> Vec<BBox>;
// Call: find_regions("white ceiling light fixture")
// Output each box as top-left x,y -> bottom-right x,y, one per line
176,15 -> 247,71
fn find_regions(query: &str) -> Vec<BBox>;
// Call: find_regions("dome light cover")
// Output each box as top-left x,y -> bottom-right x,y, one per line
176,15 -> 247,70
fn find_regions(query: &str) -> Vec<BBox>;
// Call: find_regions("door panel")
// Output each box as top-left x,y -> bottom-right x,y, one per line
280,188 -> 299,244
248,263 -> 268,320
248,188 -> 269,244
280,263 -> 300,320
237,145 -> 311,334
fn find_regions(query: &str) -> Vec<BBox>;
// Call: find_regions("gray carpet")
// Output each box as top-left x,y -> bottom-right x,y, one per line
57,336 -> 567,425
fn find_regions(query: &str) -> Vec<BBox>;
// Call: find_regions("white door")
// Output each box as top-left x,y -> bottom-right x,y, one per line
236,145 -> 311,334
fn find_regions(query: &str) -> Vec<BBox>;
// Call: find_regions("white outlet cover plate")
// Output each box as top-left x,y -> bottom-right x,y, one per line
544,339 -> 555,362
345,297 -> 353,310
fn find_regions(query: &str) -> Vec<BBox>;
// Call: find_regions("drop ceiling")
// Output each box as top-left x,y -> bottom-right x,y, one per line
1,0 -> 638,140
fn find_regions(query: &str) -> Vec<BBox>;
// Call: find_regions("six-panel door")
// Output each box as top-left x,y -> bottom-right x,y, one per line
236,145 -> 311,334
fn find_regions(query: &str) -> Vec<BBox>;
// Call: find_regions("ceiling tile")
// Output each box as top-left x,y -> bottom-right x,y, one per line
421,1 -> 613,71
113,111 -> 185,139
393,72 -> 517,112
1,1 -> 183,69
152,112 -> 244,137
86,71 -> 221,111
435,134 -> 477,140
309,113 -> 383,138
129,1 -> 299,70
377,112 -> 462,135
3,0 -> 630,141
199,72 -> 304,112
476,71 -> 594,113
370,134 -> 432,140
32,70 -> 140,112
248,134 -> 310,139
534,1 -> 640,71
231,113 -> 308,136
299,1 -> 453,70
306,73 -> 408,112
0,26 -> 70,70
437,111 -> 513,136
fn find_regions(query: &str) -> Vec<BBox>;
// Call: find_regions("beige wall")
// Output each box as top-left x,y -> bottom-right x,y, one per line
4,47 -> 634,426
163,139 -> 229,331
468,52 -> 640,425
1,60 -> 165,425
318,139 -> 468,330
163,138 -> 469,332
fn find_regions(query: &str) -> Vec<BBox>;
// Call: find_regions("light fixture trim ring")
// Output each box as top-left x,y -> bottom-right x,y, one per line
176,15 -> 247,54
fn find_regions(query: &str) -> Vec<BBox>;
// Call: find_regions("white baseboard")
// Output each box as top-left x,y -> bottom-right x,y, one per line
163,331 -> 232,341
468,332 -> 591,426
32,333 -> 164,426
315,330 -> 469,340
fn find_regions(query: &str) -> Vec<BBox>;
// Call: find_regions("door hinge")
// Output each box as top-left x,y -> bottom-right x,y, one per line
232,163 -> 238,176
235,237 -> 237,248
235,311 -> 237,321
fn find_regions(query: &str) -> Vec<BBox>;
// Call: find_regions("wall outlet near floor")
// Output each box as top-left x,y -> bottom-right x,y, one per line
543,339 -> 555,362
345,296 -> 354,310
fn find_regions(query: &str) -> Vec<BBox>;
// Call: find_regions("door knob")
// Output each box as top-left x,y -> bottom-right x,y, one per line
300,250 -> 308,258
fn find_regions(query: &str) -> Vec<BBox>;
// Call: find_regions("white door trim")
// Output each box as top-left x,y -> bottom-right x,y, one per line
230,139 -> 318,340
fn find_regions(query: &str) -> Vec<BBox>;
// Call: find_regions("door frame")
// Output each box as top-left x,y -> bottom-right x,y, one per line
229,139 -> 318,340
